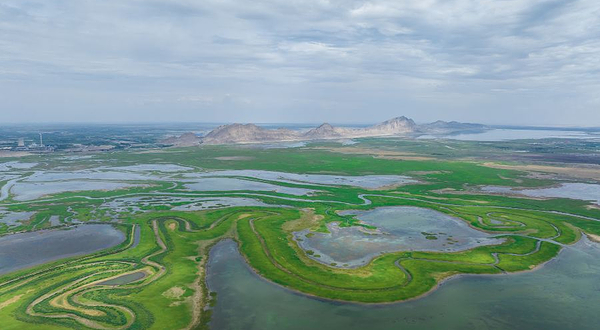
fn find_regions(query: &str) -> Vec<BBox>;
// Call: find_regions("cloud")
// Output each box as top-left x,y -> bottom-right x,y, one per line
0,0 -> 599,125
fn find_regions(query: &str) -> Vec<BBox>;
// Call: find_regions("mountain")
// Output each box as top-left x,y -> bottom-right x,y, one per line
159,132 -> 201,147
202,124 -> 300,144
301,116 -> 416,140
361,116 -> 417,136
163,117 -> 490,146
303,123 -> 345,139
419,120 -> 488,134
201,117 -> 420,144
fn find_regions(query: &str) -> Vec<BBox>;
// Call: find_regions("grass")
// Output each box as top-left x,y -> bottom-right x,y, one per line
0,141 -> 599,328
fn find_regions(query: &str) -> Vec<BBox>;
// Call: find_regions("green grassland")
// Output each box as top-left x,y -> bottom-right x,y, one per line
1,141 -> 599,329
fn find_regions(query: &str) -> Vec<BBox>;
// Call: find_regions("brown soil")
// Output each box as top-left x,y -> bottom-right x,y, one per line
0,294 -> 23,310
162,286 -> 185,300
215,156 -> 255,161
282,208 -> 323,232
0,151 -> 31,158
481,162 -> 600,180
311,147 -> 435,161
586,233 -> 600,243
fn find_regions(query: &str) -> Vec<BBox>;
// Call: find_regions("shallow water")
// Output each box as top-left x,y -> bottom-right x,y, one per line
0,161 -> 38,171
131,225 -> 141,248
418,128 -> 597,141
97,195 -> 274,214
0,177 -> 21,201
11,181 -> 142,201
25,170 -> 160,182
295,207 -> 500,267
0,224 -> 125,275
206,238 -> 600,330
105,164 -> 193,172
0,210 -> 35,227
98,271 -> 146,286
187,170 -> 416,189
48,215 -> 61,226
184,177 -> 316,196
255,141 -> 307,149
481,183 -> 600,205
171,197 -> 272,211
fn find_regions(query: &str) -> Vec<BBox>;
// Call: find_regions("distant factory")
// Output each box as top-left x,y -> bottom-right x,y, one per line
13,133 -> 55,153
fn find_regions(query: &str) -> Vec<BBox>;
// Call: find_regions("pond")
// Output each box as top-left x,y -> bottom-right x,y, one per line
0,210 -> 35,228
184,177 -> 316,196
0,224 -> 126,275
294,207 -> 502,267
11,181 -> 143,201
186,170 -> 416,189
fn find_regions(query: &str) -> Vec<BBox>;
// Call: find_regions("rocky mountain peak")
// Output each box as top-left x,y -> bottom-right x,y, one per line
303,123 -> 342,138
163,116 -> 489,146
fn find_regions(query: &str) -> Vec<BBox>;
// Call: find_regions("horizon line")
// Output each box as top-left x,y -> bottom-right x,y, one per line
1,121 -> 599,130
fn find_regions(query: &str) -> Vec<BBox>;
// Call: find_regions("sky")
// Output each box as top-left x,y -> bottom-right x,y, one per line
1,0 -> 599,126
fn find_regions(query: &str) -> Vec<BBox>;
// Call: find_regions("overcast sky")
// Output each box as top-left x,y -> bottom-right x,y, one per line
1,0 -> 599,126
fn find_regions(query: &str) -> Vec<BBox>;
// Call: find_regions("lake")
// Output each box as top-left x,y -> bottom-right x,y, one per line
206,237 -> 600,330
0,224 -> 125,275
294,207 -> 501,267
418,129 -> 598,141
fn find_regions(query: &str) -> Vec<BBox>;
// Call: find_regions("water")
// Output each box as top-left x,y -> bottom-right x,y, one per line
98,271 -> 146,286
11,181 -> 143,201
184,177 -> 316,196
105,164 -> 193,172
206,238 -> 600,330
98,196 -> 275,213
171,197 -> 272,211
0,177 -> 21,201
186,170 -> 416,189
0,210 -> 35,227
20,163 -> 195,186
48,215 -> 61,226
0,162 -> 38,171
295,207 -> 501,267
252,142 -> 307,149
24,170 -> 161,182
481,183 -> 600,205
419,129 -> 597,141
0,224 -> 125,275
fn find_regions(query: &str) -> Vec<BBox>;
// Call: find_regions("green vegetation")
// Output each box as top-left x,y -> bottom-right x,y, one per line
1,140 -> 599,329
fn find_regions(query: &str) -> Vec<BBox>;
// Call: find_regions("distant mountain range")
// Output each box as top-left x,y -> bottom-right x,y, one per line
160,117 -> 489,146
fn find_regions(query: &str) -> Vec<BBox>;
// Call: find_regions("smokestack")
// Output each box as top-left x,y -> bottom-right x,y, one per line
39,133 -> 43,147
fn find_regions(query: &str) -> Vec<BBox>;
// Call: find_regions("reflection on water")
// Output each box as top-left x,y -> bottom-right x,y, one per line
207,238 -> 600,330
295,207 -> 501,267
171,197 -> 273,211
419,129 -> 597,141
11,181 -> 143,201
482,183 -> 600,205
0,224 -> 125,275
98,271 -> 146,286
186,170 -> 416,189
0,161 -> 38,171
0,210 -> 35,228
184,177 -> 316,196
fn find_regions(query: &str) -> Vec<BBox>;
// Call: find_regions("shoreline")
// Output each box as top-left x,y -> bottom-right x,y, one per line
204,235 -> 579,307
